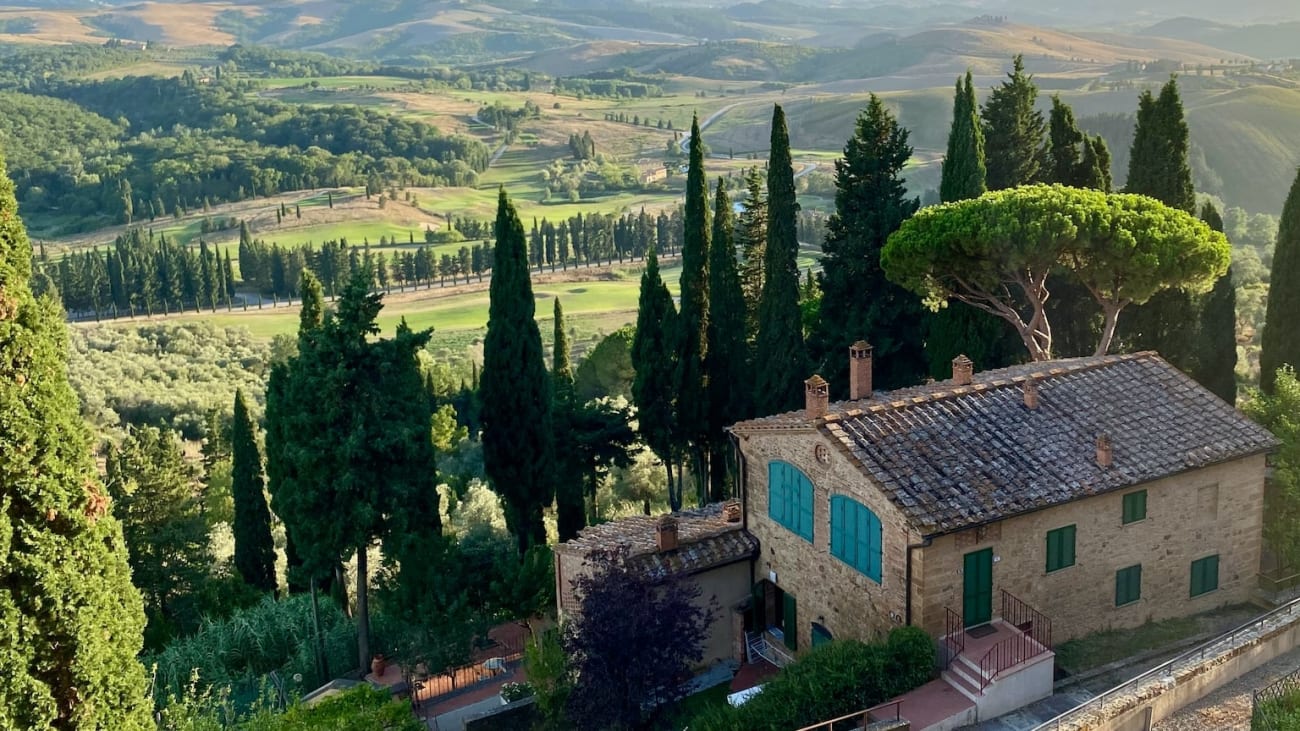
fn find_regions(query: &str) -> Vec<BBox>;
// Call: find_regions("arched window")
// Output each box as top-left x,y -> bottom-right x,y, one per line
830,495 -> 883,583
768,461 -> 814,542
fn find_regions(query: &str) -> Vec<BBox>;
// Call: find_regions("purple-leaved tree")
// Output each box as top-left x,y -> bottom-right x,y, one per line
562,546 -> 717,730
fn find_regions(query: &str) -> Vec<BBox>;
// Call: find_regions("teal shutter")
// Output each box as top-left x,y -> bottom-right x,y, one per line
830,497 -> 844,559
868,508 -> 882,582
798,478 -> 813,542
829,496 -> 883,583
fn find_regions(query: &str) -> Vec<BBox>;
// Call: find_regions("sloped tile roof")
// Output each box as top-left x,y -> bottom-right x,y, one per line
557,503 -> 757,577
733,352 -> 1279,536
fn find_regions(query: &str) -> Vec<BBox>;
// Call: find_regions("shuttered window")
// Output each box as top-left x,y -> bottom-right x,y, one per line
1115,565 -> 1142,606
768,461 -> 814,542
1190,555 -> 1220,597
1046,525 -> 1076,573
830,495 -> 883,583
1122,490 -> 1147,524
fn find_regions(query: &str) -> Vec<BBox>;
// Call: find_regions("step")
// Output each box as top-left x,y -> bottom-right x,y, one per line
942,667 -> 983,703
955,653 -> 992,683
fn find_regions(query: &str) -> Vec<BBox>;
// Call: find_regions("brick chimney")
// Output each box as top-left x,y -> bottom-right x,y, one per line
1024,378 -> 1040,409
805,375 -> 829,420
952,355 -> 974,386
722,499 -> 742,523
1096,433 -> 1113,469
655,515 -> 679,552
849,341 -> 873,400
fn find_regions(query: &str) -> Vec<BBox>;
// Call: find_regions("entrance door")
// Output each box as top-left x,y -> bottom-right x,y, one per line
963,548 -> 993,628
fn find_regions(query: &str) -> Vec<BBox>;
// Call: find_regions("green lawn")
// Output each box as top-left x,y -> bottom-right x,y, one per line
658,683 -> 732,730
1054,603 -> 1257,673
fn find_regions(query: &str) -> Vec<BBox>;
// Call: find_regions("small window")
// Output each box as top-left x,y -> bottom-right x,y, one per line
1115,564 -> 1142,606
811,622 -> 833,647
830,495 -> 883,583
1122,490 -> 1147,524
1190,555 -> 1220,597
768,461 -> 814,542
1046,525 -> 1076,573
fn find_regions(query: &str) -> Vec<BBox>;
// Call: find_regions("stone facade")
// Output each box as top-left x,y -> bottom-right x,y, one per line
915,454 -> 1267,643
737,429 -> 1267,651
737,428 -> 922,651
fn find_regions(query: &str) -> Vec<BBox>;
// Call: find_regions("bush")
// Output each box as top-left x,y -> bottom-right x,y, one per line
499,682 -> 534,703
691,627 -> 935,731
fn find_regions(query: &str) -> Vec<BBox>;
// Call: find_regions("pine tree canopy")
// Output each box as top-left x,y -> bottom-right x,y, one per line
231,388 -> 277,594
705,178 -> 750,501
753,104 -> 810,415
884,185 -> 1230,361
1262,168 -> 1300,393
814,95 -> 927,394
981,55 -> 1046,190
0,150 -> 153,729
481,188 -> 553,552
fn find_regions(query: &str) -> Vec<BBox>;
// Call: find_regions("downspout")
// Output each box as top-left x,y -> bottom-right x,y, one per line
905,536 -> 933,626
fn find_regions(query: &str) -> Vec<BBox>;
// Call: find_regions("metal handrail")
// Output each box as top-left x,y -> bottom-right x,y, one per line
978,627 -> 1050,690
1033,595 -> 1300,730
1002,589 -> 1053,650
944,607 -> 965,669
793,698 -> 904,731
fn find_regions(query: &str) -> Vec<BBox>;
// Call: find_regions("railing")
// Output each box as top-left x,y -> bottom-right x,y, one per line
1002,589 -> 1052,651
1033,594 -> 1300,730
407,626 -> 527,709
747,631 -> 795,668
793,699 -> 903,731
944,607 -> 965,669
978,628 -> 1048,690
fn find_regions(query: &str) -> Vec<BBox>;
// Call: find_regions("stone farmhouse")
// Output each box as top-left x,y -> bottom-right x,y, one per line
556,345 -> 1278,726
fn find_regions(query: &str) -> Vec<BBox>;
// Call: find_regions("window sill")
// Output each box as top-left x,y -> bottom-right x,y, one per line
1115,599 -> 1141,608
1045,564 -> 1077,576
1121,518 -> 1148,527
1190,588 -> 1220,599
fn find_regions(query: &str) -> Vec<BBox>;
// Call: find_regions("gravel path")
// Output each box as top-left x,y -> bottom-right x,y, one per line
1154,644 -> 1300,731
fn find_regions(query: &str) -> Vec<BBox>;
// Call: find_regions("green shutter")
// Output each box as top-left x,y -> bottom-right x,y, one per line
830,497 -> 844,558
1123,490 -> 1147,524
1046,525 -> 1076,572
752,583 -> 766,629
829,496 -> 883,584
1116,565 -> 1142,606
1191,555 -> 1220,597
783,593 -> 798,650
798,480 -> 814,542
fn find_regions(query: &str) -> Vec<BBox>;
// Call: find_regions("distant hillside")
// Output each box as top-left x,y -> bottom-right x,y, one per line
1142,17 -> 1300,60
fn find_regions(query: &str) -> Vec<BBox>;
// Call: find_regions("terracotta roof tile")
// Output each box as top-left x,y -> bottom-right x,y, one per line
557,503 -> 757,577
734,353 -> 1279,535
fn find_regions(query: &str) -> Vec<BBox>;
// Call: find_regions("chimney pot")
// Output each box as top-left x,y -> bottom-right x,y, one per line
655,515 -> 679,552
1024,378 -> 1040,409
1096,433 -> 1113,469
952,355 -> 974,386
805,375 -> 829,420
722,499 -> 742,523
849,341 -> 873,400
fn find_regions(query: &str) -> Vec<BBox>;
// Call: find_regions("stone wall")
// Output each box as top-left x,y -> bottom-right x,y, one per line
915,454 -> 1266,643
737,429 -> 922,651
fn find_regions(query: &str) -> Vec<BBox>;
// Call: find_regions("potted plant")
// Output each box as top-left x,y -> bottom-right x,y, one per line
499,681 -> 535,705
371,653 -> 388,678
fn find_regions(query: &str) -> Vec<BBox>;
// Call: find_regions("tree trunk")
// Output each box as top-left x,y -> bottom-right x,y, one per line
665,460 -> 680,512
356,545 -> 370,675
1094,304 -> 1122,357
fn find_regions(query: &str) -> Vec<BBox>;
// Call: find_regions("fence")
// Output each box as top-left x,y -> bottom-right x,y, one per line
793,699 -> 903,731
1253,665 -> 1300,729
409,625 -> 527,710
1033,594 -> 1300,730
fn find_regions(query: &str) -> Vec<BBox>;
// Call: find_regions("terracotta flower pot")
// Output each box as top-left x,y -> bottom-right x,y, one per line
371,654 -> 387,677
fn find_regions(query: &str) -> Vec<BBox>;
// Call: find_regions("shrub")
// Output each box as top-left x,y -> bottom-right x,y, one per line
691,627 -> 935,731
499,682 -> 535,703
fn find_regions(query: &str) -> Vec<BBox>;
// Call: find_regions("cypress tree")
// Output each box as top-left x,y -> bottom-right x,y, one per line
1262,168 -> 1300,393
632,249 -> 681,510
552,298 -> 584,541
736,166 -> 767,341
981,55 -> 1046,190
753,104 -> 809,415
481,189 -> 553,553
0,151 -> 152,729
932,73 -> 1021,377
1125,78 -> 1195,213
676,114 -> 711,504
1191,203 -> 1238,403
1080,135 -> 1113,192
705,178 -> 749,501
1119,77 -> 1200,369
230,389 -> 277,594
813,96 -> 927,393
940,70 -> 986,202
1045,95 -> 1084,185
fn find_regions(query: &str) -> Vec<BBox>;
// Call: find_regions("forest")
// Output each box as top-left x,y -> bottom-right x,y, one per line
0,72 -> 490,234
